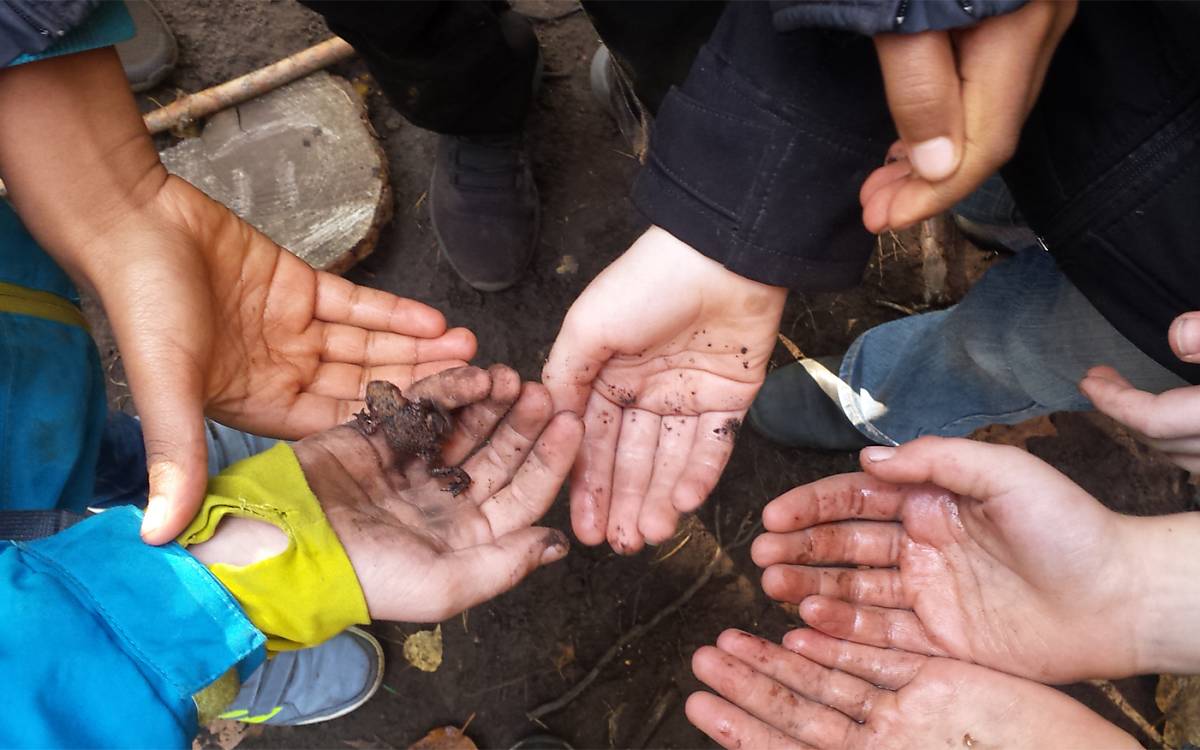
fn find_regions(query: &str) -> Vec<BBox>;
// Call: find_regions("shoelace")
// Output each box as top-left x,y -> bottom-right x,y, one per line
450,134 -> 524,191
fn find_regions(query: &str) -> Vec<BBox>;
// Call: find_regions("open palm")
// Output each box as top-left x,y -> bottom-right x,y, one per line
687,627 -> 1135,750
543,227 -> 785,553
751,437 -> 1141,682
291,365 -> 583,622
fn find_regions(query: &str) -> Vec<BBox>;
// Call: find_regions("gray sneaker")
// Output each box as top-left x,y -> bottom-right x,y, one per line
220,626 -> 384,725
116,1 -> 178,92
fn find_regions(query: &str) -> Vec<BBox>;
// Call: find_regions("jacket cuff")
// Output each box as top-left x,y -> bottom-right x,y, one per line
769,0 -> 1028,36
19,506 -> 267,724
632,41 -> 890,292
5,1 -> 133,68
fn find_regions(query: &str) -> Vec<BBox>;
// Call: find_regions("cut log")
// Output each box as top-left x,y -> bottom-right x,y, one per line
159,71 -> 391,273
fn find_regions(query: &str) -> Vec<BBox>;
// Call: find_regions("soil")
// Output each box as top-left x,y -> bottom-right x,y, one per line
85,1 -> 1199,747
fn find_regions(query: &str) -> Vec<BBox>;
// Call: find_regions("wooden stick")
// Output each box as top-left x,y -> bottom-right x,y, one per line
143,36 -> 356,134
1089,679 -> 1166,747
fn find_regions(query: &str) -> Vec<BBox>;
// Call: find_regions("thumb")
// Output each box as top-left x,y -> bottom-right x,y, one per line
858,436 -> 1060,502
125,355 -> 210,545
439,527 -> 570,616
873,30 -> 963,181
1170,312 -> 1200,364
542,316 -> 608,416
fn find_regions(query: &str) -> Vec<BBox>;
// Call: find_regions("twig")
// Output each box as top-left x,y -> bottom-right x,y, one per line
144,37 -> 356,135
528,513 -> 757,720
1089,679 -> 1165,747
777,332 -> 805,362
650,532 -> 692,566
518,4 -> 584,22
630,686 -> 680,748
874,299 -> 918,316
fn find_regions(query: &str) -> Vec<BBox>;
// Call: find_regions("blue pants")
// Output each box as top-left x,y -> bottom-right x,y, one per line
838,247 -> 1187,445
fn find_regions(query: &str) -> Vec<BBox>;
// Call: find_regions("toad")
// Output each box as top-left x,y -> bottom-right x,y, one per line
355,380 -> 472,496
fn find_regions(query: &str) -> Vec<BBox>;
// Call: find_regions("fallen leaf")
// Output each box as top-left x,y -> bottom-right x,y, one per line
407,726 -> 477,750
553,642 -> 575,672
971,415 -> 1058,450
1158,674 -> 1200,748
555,255 -> 579,275
403,625 -> 443,672
193,719 -> 248,750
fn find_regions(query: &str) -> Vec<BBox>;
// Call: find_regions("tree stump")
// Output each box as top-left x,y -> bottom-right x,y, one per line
160,71 -> 391,274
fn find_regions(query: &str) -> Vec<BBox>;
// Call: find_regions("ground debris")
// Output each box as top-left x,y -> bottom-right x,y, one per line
403,625 -> 444,672
1158,674 -> 1200,749
407,726 -> 477,750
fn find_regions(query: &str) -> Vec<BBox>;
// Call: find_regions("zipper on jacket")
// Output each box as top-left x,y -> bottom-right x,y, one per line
3,1 -> 59,38
894,0 -> 911,27
958,1 -> 975,15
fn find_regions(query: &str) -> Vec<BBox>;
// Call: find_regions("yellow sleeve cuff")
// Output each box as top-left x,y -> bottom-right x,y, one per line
177,442 -> 370,653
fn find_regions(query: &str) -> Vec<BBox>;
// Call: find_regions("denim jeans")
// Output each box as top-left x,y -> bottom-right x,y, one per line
838,247 -> 1187,445
92,413 -> 278,508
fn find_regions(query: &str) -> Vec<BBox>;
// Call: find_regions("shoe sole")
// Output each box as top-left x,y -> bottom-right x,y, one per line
290,626 -> 385,726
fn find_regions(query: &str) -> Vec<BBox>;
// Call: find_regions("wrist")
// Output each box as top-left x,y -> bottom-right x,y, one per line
0,48 -> 169,281
640,226 -> 789,297
1124,512 -> 1200,674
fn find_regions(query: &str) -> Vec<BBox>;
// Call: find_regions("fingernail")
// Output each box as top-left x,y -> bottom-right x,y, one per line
910,137 -> 956,180
141,495 -> 167,538
541,544 -> 568,564
782,630 -> 808,652
1173,316 -> 1200,361
862,446 -> 896,462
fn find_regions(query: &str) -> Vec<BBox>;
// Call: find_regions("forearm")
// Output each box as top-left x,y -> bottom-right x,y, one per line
0,47 -> 167,280
1125,511 -> 1200,674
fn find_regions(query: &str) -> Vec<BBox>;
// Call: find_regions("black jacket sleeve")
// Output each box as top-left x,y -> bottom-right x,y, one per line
0,0 -> 99,66
769,0 -> 1027,36
631,1 -> 896,292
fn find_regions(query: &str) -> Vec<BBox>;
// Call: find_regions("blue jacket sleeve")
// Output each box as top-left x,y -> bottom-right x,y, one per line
769,0 -> 1028,35
0,506 -> 266,748
2,1 -> 133,68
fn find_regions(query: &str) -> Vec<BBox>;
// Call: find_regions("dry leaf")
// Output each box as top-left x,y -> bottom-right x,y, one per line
191,719 -> 248,750
407,726 -> 477,750
555,255 -> 579,275
403,625 -> 443,672
1158,674 -> 1200,748
971,415 -> 1058,449
553,642 -> 576,671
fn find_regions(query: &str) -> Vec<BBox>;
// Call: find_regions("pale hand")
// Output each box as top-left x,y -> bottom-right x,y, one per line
543,227 -> 786,554
751,437 -> 1150,683
687,627 -> 1136,750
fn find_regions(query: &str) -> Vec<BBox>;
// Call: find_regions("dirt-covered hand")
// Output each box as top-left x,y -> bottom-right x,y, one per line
860,1 -> 1076,232
687,628 -> 1136,750
543,227 -> 786,554
751,437 -> 1162,683
1081,312 -> 1200,473
292,365 -> 583,622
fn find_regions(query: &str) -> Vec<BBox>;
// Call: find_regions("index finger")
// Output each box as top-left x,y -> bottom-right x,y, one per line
402,366 -> 493,412
314,272 -> 448,337
760,472 -> 906,533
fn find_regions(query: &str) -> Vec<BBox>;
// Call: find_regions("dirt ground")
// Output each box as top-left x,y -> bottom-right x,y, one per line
87,1 -> 1199,747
